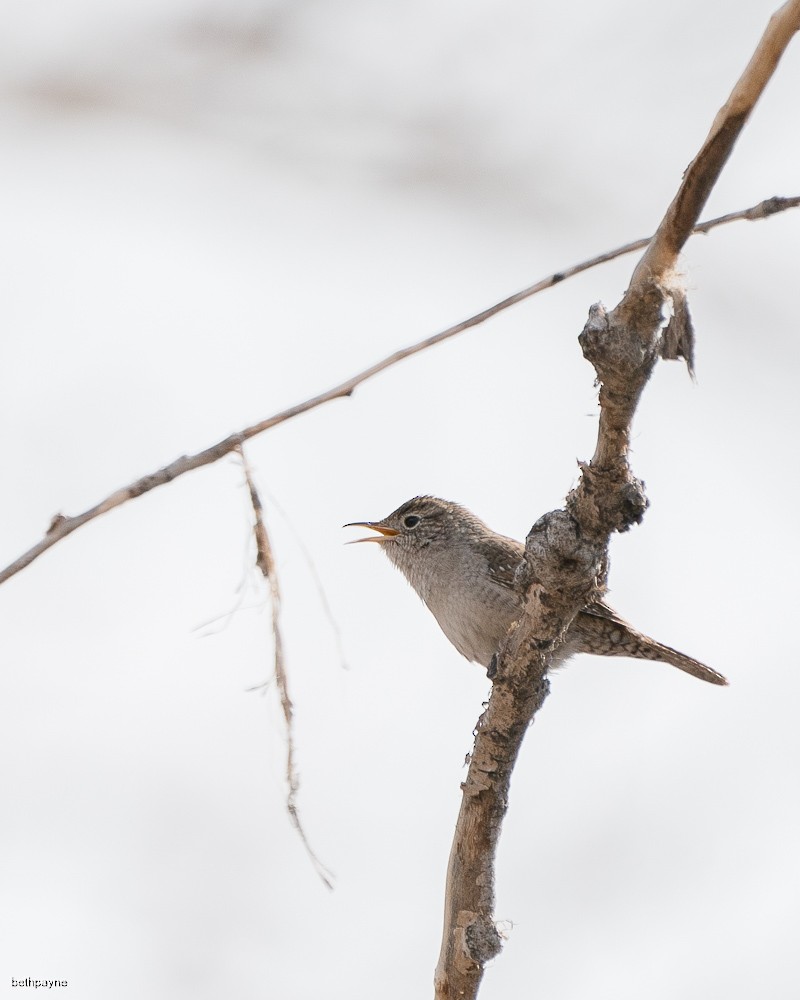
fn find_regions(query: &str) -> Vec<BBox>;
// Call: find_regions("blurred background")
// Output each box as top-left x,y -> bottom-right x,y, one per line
1,1 -> 799,997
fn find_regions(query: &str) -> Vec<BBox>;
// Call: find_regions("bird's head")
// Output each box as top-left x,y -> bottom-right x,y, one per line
344,495 -> 483,561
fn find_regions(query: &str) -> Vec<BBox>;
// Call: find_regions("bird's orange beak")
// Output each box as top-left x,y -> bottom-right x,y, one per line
343,522 -> 400,544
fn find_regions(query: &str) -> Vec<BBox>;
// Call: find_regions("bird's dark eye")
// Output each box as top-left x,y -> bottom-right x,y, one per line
403,515 -> 421,528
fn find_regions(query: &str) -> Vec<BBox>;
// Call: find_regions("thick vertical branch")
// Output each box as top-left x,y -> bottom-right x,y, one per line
434,664 -> 550,993
433,6 -> 800,998
434,513 -> 603,1000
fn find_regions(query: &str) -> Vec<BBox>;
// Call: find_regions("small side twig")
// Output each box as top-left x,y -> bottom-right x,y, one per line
238,446 -> 334,891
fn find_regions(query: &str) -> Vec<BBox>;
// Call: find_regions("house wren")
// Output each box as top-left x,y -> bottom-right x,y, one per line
346,495 -> 727,686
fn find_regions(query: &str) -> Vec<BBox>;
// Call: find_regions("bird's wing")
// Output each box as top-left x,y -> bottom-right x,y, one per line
485,537 -> 526,593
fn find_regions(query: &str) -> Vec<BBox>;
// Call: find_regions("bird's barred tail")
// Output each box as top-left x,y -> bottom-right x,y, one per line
635,639 -> 728,686
572,606 -> 729,686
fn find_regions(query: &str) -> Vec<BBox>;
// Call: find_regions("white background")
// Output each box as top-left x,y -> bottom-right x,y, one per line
1,2 -> 799,998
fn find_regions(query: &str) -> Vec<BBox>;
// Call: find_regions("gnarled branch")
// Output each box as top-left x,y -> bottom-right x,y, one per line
433,5 -> 800,997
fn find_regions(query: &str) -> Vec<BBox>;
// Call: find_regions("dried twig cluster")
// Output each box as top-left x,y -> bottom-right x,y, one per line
238,446 -> 335,891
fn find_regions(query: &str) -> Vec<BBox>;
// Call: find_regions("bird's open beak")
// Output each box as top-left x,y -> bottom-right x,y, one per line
343,521 -> 400,544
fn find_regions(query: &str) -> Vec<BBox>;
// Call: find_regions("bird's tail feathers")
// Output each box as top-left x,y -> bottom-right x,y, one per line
631,638 -> 728,686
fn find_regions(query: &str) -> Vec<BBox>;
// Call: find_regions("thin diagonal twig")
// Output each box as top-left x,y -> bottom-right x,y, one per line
238,446 -> 335,891
0,194 -> 797,589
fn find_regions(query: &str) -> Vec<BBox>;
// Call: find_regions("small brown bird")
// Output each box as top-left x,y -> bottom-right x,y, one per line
346,496 -> 727,686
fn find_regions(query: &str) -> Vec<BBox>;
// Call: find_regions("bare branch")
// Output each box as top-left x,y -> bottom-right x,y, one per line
239,447 -> 335,891
629,2 -> 800,291
433,7 -> 800,998
1,195 -> 797,590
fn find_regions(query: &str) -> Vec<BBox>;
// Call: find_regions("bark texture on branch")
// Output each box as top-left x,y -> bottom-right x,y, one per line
433,5 -> 800,998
